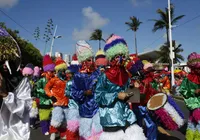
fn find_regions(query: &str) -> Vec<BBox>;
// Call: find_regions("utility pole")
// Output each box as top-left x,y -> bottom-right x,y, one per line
168,0 -> 175,87
50,25 -> 57,57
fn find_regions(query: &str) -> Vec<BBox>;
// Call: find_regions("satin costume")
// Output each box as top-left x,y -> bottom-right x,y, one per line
71,70 -> 102,140
35,76 -> 53,134
65,80 -> 80,140
0,77 -> 32,140
180,74 -> 200,140
45,76 -> 68,130
95,73 -> 146,140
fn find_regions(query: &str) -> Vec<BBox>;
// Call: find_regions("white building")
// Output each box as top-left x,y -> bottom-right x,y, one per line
64,54 -> 71,63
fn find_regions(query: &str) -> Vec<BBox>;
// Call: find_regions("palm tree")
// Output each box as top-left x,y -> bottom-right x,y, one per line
125,16 -> 142,55
152,4 -> 185,44
158,40 -> 184,64
90,29 -> 105,50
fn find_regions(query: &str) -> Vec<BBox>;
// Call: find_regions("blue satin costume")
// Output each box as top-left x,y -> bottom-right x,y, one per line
95,73 -> 137,127
71,69 -> 100,118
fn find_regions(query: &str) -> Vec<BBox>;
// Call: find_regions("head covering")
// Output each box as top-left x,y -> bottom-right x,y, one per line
71,54 -> 79,65
142,60 -> 153,71
33,66 -> 40,77
55,57 -> 67,72
76,40 -> 93,63
22,63 -> 34,76
43,55 -> 55,72
95,49 -> 108,66
187,52 -> 200,69
104,35 -> 129,61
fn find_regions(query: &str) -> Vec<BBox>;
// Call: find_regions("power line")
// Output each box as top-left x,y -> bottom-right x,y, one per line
0,8 -> 45,43
175,14 -> 200,28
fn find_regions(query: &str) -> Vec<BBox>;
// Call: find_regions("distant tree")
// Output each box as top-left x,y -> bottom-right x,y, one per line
0,22 -> 42,66
43,19 -> 54,54
158,40 -> 184,64
90,29 -> 105,50
151,4 -> 185,45
125,16 -> 142,55
33,27 -> 40,41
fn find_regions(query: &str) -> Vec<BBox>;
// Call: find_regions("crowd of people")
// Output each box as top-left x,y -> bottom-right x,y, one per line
0,29 -> 200,140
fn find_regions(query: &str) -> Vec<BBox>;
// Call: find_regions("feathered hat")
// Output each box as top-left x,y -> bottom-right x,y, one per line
187,52 -> 200,69
43,55 -> 55,72
95,49 -> 108,66
22,63 -> 34,76
55,57 -> 67,72
104,34 -> 129,61
76,40 -> 93,63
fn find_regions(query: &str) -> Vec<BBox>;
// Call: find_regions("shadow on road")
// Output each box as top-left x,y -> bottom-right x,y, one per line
158,133 -> 181,140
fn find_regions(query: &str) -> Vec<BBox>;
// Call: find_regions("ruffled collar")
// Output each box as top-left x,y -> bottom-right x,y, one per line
105,66 -> 129,86
187,71 -> 200,85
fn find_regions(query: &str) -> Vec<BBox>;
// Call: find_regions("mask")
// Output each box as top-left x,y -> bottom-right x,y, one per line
57,69 -> 66,80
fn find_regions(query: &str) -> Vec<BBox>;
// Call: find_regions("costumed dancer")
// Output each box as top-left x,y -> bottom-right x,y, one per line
71,40 -> 102,140
130,59 -> 158,140
179,52 -> 200,140
95,49 -> 108,71
0,27 -> 32,140
22,63 -> 39,129
159,70 -> 171,94
45,57 -> 69,140
65,54 -> 81,140
95,35 -> 146,140
35,55 -> 55,135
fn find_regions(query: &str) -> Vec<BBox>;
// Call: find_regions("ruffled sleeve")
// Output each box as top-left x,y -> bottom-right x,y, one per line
95,74 -> 118,107
65,80 -> 72,97
44,78 -> 55,97
35,78 -> 46,98
71,80 -> 85,104
179,78 -> 196,99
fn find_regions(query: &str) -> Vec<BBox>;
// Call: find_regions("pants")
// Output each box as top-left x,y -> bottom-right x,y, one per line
39,108 -> 52,134
79,112 -> 102,140
66,107 -> 80,140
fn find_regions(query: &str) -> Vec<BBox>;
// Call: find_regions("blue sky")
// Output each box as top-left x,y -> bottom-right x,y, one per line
0,0 -> 200,61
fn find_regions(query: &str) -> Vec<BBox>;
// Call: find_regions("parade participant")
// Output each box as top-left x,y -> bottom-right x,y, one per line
130,59 -> 158,140
65,54 -> 80,140
71,40 -> 102,140
95,49 -> 108,70
34,55 -> 55,135
45,57 -> 68,140
22,63 -> 39,129
0,27 -> 32,140
159,70 -> 171,94
33,66 -> 41,83
179,52 -> 200,140
95,35 -> 146,140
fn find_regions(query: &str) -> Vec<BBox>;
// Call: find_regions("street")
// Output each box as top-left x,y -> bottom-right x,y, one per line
30,98 -> 189,140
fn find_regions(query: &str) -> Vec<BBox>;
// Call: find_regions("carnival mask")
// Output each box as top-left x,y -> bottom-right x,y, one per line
111,54 -> 126,66
57,69 -> 66,80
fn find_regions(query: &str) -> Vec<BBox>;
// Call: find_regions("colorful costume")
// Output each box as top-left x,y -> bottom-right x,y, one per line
179,52 -> 200,140
22,63 -> 39,128
95,35 -> 146,140
65,55 -> 81,140
131,60 -> 158,140
35,55 -> 55,135
45,57 -> 68,140
71,40 -> 102,140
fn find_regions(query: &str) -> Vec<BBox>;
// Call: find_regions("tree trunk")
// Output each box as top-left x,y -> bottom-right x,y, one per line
99,40 -> 101,50
134,31 -> 138,55
44,42 -> 47,55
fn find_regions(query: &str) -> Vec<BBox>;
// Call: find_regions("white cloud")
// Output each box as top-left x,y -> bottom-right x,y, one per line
130,0 -> 151,7
0,0 -> 19,8
72,7 -> 109,40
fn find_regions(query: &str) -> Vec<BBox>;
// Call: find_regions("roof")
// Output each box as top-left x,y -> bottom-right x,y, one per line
138,50 -> 160,62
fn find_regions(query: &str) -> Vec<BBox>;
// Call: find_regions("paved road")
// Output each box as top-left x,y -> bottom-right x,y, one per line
30,98 -> 189,140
